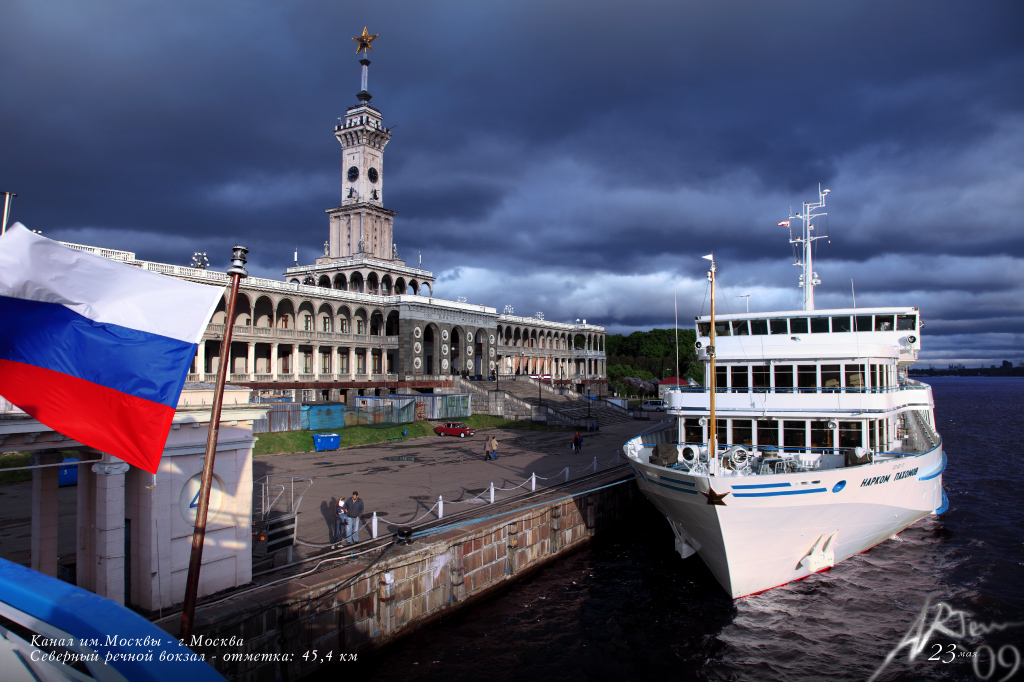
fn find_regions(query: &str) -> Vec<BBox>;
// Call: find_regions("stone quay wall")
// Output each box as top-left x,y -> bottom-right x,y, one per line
182,471 -> 637,681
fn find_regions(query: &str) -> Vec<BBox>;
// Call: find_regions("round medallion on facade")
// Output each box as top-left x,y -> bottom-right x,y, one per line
466,346 -> 473,356
413,357 -> 422,370
180,473 -> 224,526
489,347 -> 496,358
466,332 -> 473,343
467,360 -> 474,371
489,334 -> 495,345
442,344 -> 448,355
441,329 -> 449,341
489,360 -> 496,370
413,326 -> 422,339
413,341 -> 421,354
441,359 -> 449,371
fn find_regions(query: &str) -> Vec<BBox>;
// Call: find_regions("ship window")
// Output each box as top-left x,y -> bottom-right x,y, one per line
757,419 -> 779,447
810,421 -> 833,453
714,321 -> 731,336
790,317 -> 809,334
732,320 -> 749,335
750,319 -> 768,335
684,418 -> 703,444
897,314 -> 916,331
769,318 -> 788,334
845,365 -> 865,391
774,364 -> 794,390
731,366 -> 749,392
798,365 -> 817,391
733,420 -> 753,446
874,315 -> 895,331
784,420 -> 807,449
752,365 -> 770,391
870,364 -> 879,390
855,315 -> 873,331
821,365 -> 841,390
715,365 -> 727,391
698,322 -> 711,336
810,317 -> 830,333
869,420 -> 878,449
831,316 -> 852,333
717,419 -> 728,444
839,421 -> 863,449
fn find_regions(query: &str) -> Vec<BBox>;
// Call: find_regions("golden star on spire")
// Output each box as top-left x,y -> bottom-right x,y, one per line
352,27 -> 379,54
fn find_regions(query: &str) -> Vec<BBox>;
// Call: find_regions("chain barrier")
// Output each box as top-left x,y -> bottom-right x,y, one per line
294,450 -> 626,545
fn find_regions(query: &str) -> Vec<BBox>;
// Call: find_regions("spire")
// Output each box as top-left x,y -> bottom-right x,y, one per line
357,58 -> 372,103
351,27 -> 379,103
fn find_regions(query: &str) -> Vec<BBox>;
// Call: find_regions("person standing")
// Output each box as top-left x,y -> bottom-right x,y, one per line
490,436 -> 499,460
572,432 -> 580,453
344,491 -> 364,545
484,438 -> 492,461
333,496 -> 348,545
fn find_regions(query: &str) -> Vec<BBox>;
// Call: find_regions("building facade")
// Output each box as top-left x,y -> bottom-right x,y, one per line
59,53 -> 607,401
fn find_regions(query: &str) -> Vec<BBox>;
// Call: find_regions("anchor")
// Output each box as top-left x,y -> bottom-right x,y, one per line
798,530 -> 838,573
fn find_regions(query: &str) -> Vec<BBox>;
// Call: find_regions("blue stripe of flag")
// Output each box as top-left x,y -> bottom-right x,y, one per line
0,295 -> 197,408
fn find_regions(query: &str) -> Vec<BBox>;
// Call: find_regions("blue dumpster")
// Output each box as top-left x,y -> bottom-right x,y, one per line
313,433 -> 341,451
58,457 -> 78,487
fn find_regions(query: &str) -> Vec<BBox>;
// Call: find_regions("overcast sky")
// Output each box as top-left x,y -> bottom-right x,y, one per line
3,1 -> 1022,366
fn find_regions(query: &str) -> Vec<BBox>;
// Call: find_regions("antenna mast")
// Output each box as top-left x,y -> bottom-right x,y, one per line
786,186 -> 830,311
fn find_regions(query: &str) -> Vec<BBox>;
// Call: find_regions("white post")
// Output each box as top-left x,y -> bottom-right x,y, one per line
564,467 -> 569,483
531,472 -> 536,492
593,456 -> 598,473
438,495 -> 444,519
372,511 -> 378,539
489,483 -> 494,504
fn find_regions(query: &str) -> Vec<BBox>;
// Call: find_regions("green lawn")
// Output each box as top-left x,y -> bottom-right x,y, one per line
253,415 -> 571,456
0,452 -> 32,485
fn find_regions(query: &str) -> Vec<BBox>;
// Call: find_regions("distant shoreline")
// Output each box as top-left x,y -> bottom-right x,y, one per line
909,369 -> 1023,378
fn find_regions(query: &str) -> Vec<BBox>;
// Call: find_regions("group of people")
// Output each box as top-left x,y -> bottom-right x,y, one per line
332,491 -> 365,546
572,432 -> 584,453
483,435 -> 500,460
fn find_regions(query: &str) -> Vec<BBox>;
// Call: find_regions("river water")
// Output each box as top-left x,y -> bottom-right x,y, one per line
345,377 -> 1024,682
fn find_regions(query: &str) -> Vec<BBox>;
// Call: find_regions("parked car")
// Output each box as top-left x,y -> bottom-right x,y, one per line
640,400 -> 666,412
435,422 -> 475,437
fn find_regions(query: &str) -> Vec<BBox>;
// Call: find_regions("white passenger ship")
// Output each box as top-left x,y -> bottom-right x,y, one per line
623,189 -> 946,598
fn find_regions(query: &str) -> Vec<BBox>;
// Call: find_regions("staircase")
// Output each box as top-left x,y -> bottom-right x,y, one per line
496,377 -> 635,427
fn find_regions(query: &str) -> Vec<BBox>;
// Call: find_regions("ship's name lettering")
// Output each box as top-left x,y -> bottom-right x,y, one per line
893,467 -> 918,481
861,474 -> 891,487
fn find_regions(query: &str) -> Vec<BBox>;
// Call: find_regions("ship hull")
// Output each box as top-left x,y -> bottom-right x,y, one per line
627,444 -> 945,598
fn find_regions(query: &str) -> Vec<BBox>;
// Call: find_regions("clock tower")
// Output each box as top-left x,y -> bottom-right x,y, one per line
327,55 -> 396,260
284,29 -> 435,296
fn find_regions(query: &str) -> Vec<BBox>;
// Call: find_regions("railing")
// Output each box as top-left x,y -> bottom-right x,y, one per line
254,374 -> 273,381
204,323 -> 399,347
669,384 -> 927,395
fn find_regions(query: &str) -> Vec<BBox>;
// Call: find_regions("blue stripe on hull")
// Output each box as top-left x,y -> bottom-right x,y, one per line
732,488 -> 828,497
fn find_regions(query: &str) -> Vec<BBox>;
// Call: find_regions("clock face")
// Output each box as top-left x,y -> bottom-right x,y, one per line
368,167 -> 379,183
347,166 -> 359,182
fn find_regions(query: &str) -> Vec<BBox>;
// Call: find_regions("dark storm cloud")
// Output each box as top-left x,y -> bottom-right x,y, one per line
1,0 -> 1022,364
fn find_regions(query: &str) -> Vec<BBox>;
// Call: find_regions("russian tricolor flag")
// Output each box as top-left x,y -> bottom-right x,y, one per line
0,224 -> 225,473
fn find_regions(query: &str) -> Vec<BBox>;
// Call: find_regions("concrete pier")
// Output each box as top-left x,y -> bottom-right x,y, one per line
162,418 -> 650,681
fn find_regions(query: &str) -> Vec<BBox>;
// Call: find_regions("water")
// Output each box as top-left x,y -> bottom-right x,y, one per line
343,378 -> 1024,682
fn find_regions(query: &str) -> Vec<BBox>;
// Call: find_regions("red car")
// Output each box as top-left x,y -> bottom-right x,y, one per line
434,422 -> 475,437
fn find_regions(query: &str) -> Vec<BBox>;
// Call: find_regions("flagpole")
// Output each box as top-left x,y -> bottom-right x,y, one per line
180,245 -> 248,642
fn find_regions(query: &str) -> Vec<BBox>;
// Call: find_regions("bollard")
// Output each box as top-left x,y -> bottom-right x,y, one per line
531,472 -> 536,492
372,511 -> 378,539
564,467 -> 569,483
439,495 -> 444,519
490,483 -> 494,504
593,456 -> 597,473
